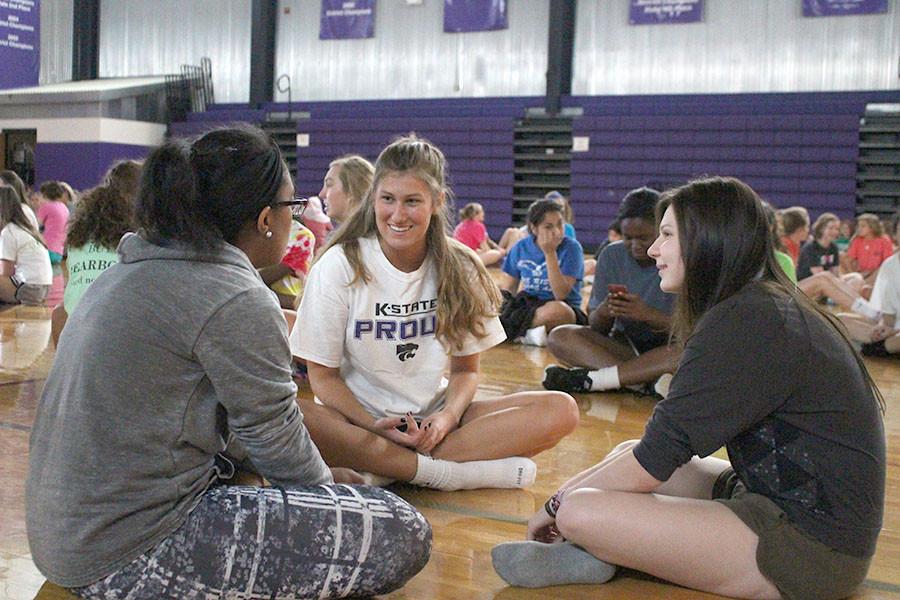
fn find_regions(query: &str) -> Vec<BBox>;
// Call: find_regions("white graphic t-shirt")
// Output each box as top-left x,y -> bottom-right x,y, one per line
291,236 -> 506,418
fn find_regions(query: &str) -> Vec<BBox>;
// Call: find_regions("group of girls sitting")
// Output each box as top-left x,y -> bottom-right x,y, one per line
0,171 -> 54,305
25,126 -> 887,600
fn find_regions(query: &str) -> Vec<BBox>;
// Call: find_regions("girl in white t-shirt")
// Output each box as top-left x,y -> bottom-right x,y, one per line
292,136 -> 579,491
0,186 -> 52,304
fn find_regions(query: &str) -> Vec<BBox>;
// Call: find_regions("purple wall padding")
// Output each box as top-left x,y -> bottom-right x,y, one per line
193,90 -> 900,249
566,90 -> 900,248
292,99 -> 542,239
34,143 -> 152,191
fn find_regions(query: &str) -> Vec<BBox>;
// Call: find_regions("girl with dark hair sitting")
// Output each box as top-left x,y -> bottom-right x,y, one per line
493,177 -> 885,600
543,188 -> 677,394
27,127 -> 431,599
0,186 -> 52,304
498,198 -> 588,346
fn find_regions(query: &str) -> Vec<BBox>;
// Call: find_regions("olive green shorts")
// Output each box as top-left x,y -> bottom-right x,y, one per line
713,469 -> 871,600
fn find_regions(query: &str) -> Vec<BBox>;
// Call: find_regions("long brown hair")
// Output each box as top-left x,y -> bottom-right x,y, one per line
320,135 -> 501,352
0,187 -> 46,248
661,176 -> 883,412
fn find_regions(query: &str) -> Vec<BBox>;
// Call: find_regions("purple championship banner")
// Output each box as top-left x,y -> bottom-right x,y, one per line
444,0 -> 507,33
629,0 -> 703,25
802,0 -> 888,17
0,0 -> 40,90
320,0 -> 375,40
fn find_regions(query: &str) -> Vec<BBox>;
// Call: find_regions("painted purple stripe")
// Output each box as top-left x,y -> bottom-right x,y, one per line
34,143 -> 153,191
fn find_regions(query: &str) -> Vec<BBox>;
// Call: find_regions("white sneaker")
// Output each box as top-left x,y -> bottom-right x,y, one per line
654,373 -> 673,398
522,326 -> 548,347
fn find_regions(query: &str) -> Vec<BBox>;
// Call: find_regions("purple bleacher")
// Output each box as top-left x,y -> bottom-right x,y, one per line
568,90 -> 900,248
292,98 -> 542,239
186,90 -> 899,250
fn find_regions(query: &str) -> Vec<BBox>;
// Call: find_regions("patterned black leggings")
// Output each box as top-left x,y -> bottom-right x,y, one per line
72,484 -> 431,599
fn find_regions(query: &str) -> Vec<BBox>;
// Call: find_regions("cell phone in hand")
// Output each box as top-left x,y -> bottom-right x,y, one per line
608,284 -> 628,295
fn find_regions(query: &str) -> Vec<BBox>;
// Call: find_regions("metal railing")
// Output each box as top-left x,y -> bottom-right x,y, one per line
276,74 -> 292,121
164,57 -> 216,122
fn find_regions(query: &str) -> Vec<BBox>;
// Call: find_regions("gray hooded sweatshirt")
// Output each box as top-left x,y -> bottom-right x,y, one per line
26,233 -> 332,587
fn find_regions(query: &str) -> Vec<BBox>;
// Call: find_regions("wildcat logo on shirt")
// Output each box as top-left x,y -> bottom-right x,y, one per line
396,343 -> 418,361
353,298 -> 437,350
517,259 -> 552,292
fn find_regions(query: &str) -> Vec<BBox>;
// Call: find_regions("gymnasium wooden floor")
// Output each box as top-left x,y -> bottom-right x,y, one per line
1,271 -> 898,599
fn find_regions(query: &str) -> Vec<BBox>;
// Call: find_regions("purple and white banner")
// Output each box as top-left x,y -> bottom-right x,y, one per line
629,0 -> 703,25
0,0 -> 40,90
320,0 -> 375,40
444,0 -> 507,33
802,0 -> 888,17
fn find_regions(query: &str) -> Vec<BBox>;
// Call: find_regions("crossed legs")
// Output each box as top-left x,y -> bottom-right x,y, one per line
297,390 -> 579,481
547,324 -> 679,387
555,441 -> 780,599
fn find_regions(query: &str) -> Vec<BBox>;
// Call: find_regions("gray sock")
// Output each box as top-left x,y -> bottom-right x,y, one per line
491,541 -> 616,588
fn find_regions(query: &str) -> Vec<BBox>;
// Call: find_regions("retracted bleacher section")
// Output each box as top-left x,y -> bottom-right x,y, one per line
282,97 -> 543,241
565,91 -> 900,249
170,90 -> 900,252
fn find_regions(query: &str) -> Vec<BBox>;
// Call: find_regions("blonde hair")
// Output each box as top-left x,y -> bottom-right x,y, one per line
329,154 -> 374,215
779,206 -> 809,236
856,213 -> 883,238
321,135 -> 501,352
459,202 -> 483,221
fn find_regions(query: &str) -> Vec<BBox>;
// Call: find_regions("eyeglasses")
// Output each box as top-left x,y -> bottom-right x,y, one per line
276,197 -> 308,219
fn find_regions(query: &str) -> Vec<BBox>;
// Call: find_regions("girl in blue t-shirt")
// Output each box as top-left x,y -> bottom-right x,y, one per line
498,199 -> 586,346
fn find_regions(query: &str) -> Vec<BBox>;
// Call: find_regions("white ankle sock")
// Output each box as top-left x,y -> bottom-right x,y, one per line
522,325 -> 548,347
410,454 -> 537,491
851,297 -> 881,322
587,366 -> 620,391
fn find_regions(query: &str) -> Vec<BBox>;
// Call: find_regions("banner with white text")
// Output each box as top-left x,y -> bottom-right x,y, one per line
444,0 -> 507,33
629,0 -> 703,25
320,0 -> 375,40
0,0 -> 40,90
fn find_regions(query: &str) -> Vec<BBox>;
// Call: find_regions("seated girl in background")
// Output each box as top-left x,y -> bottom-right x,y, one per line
27,126 -> 430,599
760,200 -> 796,282
492,177 -> 885,600
498,198 -> 587,347
0,170 -> 39,230
842,213 -> 900,357
36,181 -> 71,264
778,205 -> 809,266
0,187 -> 52,305
844,213 -> 894,284
319,154 -> 374,230
453,202 -> 505,267
292,136 -> 578,491
794,212 -> 882,320
51,160 -> 143,345
259,218 -> 316,309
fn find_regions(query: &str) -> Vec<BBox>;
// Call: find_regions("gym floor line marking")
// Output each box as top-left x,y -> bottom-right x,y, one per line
863,579 -> 900,594
408,497 -> 529,525
0,421 -> 31,432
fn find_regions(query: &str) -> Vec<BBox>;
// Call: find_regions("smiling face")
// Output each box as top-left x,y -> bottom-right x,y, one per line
648,206 -> 684,293
820,218 -> 840,245
319,165 -> 350,222
375,171 -> 437,272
